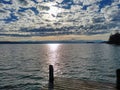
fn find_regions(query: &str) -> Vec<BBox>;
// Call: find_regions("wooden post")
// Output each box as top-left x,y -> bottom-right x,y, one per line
116,69 -> 120,89
49,65 -> 54,84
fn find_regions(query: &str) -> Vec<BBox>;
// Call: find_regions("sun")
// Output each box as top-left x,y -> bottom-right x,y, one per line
44,2 -> 62,21
48,5 -> 58,17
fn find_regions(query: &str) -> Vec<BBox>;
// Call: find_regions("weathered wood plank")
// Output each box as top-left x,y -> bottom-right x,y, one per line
42,77 -> 116,90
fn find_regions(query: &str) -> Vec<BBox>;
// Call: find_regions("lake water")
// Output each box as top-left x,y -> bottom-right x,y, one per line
0,43 -> 120,90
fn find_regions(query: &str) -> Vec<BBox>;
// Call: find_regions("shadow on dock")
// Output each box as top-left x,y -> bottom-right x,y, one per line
42,65 -> 120,90
42,77 -> 116,90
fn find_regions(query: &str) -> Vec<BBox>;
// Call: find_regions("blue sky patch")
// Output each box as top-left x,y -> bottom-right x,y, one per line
31,0 -> 38,4
82,5 -> 91,10
99,0 -> 113,9
0,0 -> 12,4
18,7 -> 39,15
118,4 -> 120,8
60,0 -> 73,9
3,13 -> 18,23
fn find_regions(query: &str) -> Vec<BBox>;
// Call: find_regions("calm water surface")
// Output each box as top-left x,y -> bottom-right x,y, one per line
0,44 -> 120,90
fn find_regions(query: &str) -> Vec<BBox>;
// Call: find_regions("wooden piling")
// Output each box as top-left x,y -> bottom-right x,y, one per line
49,65 -> 54,89
117,69 -> 120,89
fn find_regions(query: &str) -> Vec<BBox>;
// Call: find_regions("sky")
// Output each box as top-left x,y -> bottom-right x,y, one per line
0,0 -> 120,41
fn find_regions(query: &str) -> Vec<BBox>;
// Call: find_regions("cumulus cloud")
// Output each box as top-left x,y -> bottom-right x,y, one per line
0,0 -> 120,39
101,5 -> 119,21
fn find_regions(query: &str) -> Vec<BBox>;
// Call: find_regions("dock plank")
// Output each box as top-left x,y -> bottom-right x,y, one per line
42,77 -> 117,90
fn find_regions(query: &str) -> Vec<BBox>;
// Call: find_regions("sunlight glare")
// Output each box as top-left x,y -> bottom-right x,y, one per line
48,44 -> 60,66
49,44 -> 60,52
44,2 -> 61,21
47,44 -> 61,76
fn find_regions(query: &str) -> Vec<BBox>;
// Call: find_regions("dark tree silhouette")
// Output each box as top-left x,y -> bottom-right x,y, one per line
108,32 -> 120,45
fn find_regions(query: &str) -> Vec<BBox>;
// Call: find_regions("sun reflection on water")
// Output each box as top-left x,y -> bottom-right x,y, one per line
49,44 -> 59,52
47,44 -> 61,76
48,44 -> 60,65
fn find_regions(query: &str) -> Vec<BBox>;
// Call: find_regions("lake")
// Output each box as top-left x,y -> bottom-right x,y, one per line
0,43 -> 120,90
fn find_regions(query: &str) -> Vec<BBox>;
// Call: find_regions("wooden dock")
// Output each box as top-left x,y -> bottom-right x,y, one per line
42,77 -> 117,90
42,65 -> 120,90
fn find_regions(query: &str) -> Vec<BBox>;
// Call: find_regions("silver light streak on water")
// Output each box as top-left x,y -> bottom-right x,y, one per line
0,44 -> 120,90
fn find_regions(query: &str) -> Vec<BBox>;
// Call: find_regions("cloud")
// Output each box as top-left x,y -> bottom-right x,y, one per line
0,0 -> 120,40
101,4 -> 120,21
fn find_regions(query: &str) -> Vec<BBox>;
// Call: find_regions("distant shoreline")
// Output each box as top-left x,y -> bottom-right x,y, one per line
0,40 -> 107,44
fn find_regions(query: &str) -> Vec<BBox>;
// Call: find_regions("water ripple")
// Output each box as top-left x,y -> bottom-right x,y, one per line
0,44 -> 120,89
0,83 -> 41,90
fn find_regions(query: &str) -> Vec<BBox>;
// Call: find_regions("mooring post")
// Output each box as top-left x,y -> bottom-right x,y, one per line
117,69 -> 120,89
49,65 -> 54,87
